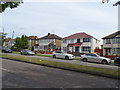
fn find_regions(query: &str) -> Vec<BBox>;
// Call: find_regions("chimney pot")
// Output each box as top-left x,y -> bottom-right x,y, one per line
48,33 -> 51,35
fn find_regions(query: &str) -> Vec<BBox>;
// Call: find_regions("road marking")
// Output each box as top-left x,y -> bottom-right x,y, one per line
0,68 -> 10,72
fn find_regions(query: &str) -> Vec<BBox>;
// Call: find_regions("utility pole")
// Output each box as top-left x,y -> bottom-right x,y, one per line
11,31 -> 14,48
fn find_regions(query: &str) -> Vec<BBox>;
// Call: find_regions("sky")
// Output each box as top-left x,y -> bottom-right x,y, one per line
0,0 -> 118,44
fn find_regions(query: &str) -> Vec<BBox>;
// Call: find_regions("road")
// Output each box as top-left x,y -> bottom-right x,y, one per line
1,58 -> 119,88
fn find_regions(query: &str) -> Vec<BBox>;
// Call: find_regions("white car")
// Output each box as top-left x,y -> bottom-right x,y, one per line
53,51 -> 74,60
81,53 -> 111,64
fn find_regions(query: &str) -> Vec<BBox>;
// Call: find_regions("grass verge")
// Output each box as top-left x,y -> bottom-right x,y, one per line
12,52 -> 81,60
1,53 -> 119,79
36,54 -> 52,57
13,52 -> 21,54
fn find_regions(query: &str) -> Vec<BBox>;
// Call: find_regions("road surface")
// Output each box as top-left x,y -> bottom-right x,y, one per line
1,58 -> 119,88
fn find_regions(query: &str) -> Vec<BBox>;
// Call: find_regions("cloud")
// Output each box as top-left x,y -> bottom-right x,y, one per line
25,0 -> 117,3
2,2 -> 117,40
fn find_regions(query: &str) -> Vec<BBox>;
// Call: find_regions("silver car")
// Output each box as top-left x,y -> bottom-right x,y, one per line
21,49 -> 35,55
81,53 -> 111,64
53,51 -> 74,60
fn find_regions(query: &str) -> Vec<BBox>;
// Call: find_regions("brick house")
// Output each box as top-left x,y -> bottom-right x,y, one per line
28,36 -> 38,50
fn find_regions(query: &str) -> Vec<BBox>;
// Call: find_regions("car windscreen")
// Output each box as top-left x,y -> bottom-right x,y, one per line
25,50 -> 32,52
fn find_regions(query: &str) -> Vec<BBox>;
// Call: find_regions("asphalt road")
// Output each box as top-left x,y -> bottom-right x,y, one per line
1,58 -> 119,88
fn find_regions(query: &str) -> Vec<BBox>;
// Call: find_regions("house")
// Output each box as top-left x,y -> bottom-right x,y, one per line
102,31 -> 120,56
3,38 -> 15,48
62,32 -> 100,54
34,33 -> 62,52
28,36 -> 38,50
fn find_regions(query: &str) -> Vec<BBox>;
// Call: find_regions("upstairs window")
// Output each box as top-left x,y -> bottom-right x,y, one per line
83,38 -> 91,42
113,37 -> 120,44
106,39 -> 111,44
77,39 -> 80,43
63,39 -> 67,43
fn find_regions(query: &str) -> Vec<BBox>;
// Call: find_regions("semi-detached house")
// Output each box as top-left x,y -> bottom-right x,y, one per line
28,36 -> 38,51
62,32 -> 100,53
102,31 -> 120,56
34,33 -> 62,51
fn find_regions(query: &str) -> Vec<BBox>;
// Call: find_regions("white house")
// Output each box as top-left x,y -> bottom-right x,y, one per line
102,31 -> 120,56
62,32 -> 100,53
3,38 -> 15,48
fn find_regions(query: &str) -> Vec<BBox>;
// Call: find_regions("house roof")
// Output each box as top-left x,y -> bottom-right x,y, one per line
63,32 -> 94,39
102,31 -> 120,39
38,33 -> 62,40
4,38 -> 15,42
28,36 -> 38,40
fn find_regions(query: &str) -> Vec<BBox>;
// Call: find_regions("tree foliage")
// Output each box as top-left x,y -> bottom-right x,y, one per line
0,32 -> 7,46
0,0 -> 23,13
14,35 -> 28,49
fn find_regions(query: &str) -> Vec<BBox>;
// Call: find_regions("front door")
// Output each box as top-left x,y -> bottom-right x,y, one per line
75,47 -> 79,52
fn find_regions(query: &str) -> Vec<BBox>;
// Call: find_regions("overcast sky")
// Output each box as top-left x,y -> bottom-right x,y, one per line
0,0 -> 118,43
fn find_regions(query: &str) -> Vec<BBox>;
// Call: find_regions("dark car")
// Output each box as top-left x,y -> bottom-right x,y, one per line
2,47 -> 12,53
114,57 -> 120,66
21,49 -> 35,55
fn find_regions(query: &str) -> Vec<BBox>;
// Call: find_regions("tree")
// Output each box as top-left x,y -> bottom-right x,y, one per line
0,0 -> 23,13
0,32 -> 7,46
14,35 -> 28,50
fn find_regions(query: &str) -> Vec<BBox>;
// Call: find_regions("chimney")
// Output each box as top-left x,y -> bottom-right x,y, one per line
48,33 -> 51,36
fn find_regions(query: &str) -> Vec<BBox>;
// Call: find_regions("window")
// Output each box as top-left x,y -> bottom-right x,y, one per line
86,54 -> 91,56
82,46 -> 91,52
63,40 -> 67,43
55,51 -> 62,53
71,39 -> 74,43
91,54 -> 97,57
106,39 -> 111,44
83,38 -> 91,42
113,37 -> 120,44
63,47 -> 67,52
77,39 -> 80,43
113,48 -> 120,54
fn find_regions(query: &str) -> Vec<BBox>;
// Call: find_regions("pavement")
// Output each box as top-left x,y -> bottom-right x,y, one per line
2,58 -> 119,88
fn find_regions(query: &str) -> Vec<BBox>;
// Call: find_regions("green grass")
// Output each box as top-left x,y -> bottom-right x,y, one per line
37,53 -> 81,60
36,54 -> 52,57
1,53 -> 119,78
13,52 -> 21,54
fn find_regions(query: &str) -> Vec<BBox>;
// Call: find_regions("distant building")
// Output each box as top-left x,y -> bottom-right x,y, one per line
62,32 -> 100,53
3,38 -> 15,48
102,31 -> 120,56
28,36 -> 38,50
35,33 -> 62,52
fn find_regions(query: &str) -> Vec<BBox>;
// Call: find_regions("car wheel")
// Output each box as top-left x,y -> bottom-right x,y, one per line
102,60 -> 108,64
82,58 -> 87,62
53,55 -> 56,58
65,56 -> 69,60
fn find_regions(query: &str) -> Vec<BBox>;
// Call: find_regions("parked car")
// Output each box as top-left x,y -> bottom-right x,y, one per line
114,57 -> 120,66
81,53 -> 111,64
52,50 -> 74,60
2,47 -> 12,53
21,49 -> 35,55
